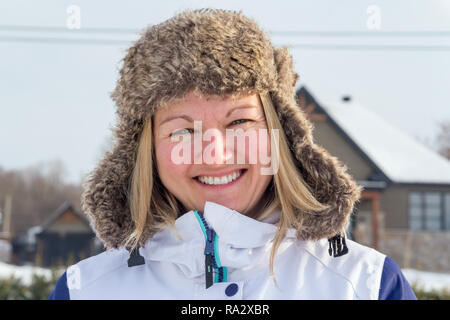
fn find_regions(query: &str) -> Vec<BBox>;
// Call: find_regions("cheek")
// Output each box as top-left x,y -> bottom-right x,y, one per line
261,130 -> 272,158
244,130 -> 271,165
155,142 -> 189,185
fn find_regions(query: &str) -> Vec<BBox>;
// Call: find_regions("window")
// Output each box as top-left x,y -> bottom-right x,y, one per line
445,193 -> 450,230
408,192 -> 422,230
424,193 -> 441,231
408,191 -> 450,231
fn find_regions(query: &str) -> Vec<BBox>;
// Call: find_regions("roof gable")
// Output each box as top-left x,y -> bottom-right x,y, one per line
296,87 -> 450,185
40,201 -> 91,232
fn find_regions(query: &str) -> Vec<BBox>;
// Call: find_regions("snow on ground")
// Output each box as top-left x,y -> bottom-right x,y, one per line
0,261 -> 57,286
1,261 -> 449,293
402,269 -> 450,292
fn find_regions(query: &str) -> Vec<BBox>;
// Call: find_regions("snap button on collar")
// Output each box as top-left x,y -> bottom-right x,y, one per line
225,283 -> 238,297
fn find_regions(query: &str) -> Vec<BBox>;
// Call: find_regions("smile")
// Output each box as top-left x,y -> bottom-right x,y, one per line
195,169 -> 244,186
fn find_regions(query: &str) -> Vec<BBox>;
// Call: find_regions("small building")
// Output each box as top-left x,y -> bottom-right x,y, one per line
296,86 -> 450,272
12,202 -> 103,268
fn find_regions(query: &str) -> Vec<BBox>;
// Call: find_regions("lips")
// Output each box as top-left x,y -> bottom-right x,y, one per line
197,169 -> 242,185
194,169 -> 246,187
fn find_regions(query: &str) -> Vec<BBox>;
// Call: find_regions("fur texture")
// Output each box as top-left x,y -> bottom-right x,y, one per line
81,9 -> 362,249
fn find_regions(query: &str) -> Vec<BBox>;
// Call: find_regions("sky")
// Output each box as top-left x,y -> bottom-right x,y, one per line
1,0 -> 449,184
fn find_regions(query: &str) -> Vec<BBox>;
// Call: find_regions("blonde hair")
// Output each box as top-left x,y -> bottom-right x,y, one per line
124,91 -> 330,285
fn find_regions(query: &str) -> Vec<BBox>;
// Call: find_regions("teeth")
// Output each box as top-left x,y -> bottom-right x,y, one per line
197,170 -> 242,185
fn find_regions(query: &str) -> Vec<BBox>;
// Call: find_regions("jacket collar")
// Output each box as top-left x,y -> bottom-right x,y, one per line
203,201 -> 289,248
139,201 -> 297,278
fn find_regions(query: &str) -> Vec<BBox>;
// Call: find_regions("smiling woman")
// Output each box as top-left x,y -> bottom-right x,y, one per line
152,91 -> 274,218
49,8 -> 416,300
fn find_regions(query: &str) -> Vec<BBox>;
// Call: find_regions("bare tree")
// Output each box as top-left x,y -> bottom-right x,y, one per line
435,121 -> 450,160
0,160 -> 83,235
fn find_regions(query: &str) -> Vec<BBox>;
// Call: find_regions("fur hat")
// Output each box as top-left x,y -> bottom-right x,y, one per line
81,8 -> 362,250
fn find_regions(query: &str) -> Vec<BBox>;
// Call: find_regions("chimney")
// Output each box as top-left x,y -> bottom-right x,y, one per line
342,95 -> 352,102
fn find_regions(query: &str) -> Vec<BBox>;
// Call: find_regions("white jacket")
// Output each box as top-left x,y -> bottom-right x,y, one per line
49,201 -> 415,300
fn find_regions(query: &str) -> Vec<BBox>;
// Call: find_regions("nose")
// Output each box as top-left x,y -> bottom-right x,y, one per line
202,129 -> 234,165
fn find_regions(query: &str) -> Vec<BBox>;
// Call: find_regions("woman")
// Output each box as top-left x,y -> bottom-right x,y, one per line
49,8 -> 416,300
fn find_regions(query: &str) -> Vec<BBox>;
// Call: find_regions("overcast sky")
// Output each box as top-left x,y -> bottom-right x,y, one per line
1,0 -> 449,184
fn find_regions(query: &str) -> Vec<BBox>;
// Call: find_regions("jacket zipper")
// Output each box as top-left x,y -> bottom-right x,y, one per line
193,210 -> 227,289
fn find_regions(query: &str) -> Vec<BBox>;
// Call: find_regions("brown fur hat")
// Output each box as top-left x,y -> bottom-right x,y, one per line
81,8 -> 362,249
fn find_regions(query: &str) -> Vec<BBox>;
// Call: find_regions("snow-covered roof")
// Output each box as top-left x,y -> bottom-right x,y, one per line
317,97 -> 450,185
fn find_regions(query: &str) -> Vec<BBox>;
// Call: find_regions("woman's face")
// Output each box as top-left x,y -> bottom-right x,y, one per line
153,90 -> 273,216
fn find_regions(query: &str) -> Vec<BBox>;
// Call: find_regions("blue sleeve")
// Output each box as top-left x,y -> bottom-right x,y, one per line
378,256 -> 417,300
48,271 -> 70,300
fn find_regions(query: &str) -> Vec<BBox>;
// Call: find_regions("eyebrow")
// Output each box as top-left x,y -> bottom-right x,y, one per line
158,114 -> 194,127
158,104 -> 258,127
225,104 -> 258,117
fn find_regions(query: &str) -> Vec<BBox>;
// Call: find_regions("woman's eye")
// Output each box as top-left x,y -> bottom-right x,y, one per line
170,128 -> 193,137
231,119 -> 250,126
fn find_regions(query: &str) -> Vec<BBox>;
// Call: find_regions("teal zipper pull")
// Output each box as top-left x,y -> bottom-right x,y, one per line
193,210 -> 227,289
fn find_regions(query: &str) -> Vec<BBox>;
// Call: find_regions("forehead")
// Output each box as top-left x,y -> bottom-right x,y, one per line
156,91 -> 261,116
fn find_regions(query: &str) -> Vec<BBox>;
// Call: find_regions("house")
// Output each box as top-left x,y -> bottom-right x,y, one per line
296,86 -> 450,272
12,202 -> 103,267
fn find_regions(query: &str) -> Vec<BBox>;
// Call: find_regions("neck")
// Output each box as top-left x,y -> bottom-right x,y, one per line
245,182 -> 277,221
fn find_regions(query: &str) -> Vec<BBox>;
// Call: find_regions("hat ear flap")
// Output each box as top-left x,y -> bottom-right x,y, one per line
293,144 -> 363,240
271,48 -> 362,240
81,128 -> 139,249
271,48 -> 314,148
